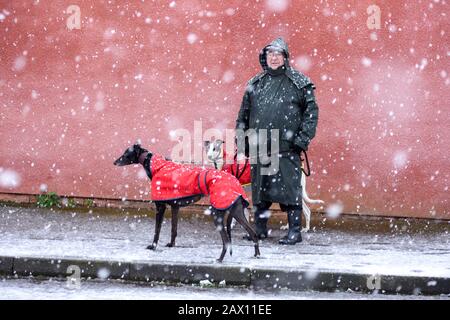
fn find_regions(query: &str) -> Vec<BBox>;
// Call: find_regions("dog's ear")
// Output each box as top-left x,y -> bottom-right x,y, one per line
204,141 -> 211,148
134,144 -> 147,156
133,144 -> 149,157
214,140 -> 224,150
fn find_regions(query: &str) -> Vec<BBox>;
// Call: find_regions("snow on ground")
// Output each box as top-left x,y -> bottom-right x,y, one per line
0,206 -> 449,278
1,278 -> 448,300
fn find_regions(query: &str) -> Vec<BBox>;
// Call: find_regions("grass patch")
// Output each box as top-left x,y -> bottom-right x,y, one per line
36,192 -> 61,208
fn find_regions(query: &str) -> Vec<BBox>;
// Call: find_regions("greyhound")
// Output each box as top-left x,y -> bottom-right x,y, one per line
113,144 -> 260,262
204,139 -> 324,232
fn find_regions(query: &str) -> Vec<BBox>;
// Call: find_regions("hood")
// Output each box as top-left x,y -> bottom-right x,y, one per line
259,37 -> 290,71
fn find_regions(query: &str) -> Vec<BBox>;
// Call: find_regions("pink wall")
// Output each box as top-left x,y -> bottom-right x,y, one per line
0,1 -> 448,219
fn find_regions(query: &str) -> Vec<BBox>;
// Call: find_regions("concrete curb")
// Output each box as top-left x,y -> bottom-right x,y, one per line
250,268 -> 450,295
1,255 -> 449,296
0,256 -> 14,275
128,262 -> 251,286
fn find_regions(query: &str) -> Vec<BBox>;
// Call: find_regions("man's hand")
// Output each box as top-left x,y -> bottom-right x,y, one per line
293,144 -> 304,155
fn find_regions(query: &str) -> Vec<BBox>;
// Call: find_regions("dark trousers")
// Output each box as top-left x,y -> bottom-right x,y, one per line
255,201 -> 301,216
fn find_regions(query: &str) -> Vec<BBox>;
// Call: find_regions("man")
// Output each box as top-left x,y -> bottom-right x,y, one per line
236,37 -> 319,245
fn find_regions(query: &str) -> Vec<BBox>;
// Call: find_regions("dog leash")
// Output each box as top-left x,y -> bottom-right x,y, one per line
231,153 -> 249,181
210,146 -> 248,179
212,147 -> 311,177
300,149 -> 311,177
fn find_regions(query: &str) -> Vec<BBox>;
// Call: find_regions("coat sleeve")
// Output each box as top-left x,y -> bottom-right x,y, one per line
235,88 -> 251,131
293,84 -> 319,151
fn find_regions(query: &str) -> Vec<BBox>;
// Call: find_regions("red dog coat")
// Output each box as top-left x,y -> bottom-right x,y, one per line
218,146 -> 251,185
149,154 -> 249,210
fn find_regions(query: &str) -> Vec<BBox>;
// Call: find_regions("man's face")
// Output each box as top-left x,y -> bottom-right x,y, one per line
266,49 -> 285,70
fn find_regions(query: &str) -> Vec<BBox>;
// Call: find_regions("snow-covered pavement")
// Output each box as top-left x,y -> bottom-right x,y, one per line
0,205 -> 449,296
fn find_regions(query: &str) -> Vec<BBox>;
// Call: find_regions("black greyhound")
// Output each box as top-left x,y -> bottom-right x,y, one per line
113,144 -> 260,262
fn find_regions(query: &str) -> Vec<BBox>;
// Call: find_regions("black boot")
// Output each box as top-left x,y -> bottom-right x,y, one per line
279,208 -> 302,245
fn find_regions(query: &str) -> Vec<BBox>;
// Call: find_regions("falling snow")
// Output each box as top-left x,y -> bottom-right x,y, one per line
0,1 -> 448,299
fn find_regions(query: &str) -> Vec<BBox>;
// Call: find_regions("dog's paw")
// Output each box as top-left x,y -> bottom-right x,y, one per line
165,242 -> 175,248
280,224 -> 289,230
146,244 -> 157,250
301,227 -> 310,233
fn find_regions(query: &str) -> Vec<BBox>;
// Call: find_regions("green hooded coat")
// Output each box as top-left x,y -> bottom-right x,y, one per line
236,38 -> 319,206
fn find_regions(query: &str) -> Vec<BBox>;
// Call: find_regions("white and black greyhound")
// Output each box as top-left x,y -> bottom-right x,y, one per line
204,139 -> 324,232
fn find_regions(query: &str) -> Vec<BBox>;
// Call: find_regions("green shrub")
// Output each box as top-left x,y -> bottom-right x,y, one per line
66,198 -> 77,208
37,192 -> 61,208
84,199 -> 94,208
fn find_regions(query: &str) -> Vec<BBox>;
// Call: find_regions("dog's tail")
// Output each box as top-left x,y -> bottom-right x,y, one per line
301,172 -> 324,204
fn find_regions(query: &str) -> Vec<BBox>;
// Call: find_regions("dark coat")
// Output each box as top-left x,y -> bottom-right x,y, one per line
149,154 -> 249,210
235,38 -> 319,206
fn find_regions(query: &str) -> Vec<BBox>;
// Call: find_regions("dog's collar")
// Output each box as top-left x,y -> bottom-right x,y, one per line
143,153 -> 153,179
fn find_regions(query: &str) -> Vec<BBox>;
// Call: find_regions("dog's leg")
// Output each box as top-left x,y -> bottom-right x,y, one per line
226,213 -> 233,256
231,201 -> 260,258
213,211 -> 229,263
166,205 -> 179,247
302,199 -> 311,232
244,207 -> 250,222
230,216 -> 237,230
147,202 -> 166,250
233,207 -> 250,230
